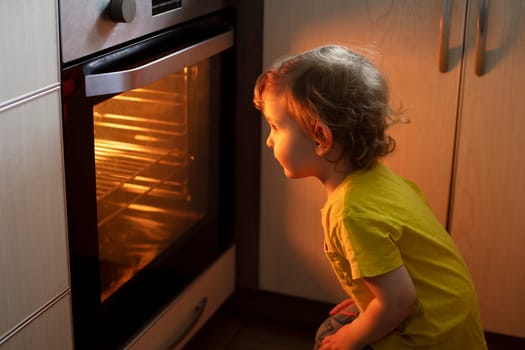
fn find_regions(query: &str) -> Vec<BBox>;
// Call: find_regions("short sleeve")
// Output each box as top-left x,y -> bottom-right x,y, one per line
340,211 -> 403,279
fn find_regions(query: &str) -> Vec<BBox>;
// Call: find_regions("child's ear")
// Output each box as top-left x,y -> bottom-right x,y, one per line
313,122 -> 333,156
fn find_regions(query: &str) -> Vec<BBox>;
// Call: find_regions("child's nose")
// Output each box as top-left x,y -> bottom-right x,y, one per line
266,134 -> 273,148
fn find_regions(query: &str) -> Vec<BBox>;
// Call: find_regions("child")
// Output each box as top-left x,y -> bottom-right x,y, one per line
253,45 -> 487,350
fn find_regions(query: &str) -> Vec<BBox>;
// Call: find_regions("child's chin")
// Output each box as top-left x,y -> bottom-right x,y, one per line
282,169 -> 295,178
283,170 -> 305,179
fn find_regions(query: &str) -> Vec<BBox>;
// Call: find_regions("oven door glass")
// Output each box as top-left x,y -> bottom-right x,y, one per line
94,62 -> 210,302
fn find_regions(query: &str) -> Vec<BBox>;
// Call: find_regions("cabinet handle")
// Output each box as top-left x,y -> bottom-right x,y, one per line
475,0 -> 489,76
167,297 -> 207,349
439,0 -> 452,72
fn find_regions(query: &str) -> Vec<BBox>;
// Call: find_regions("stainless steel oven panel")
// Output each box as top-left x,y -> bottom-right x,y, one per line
59,0 -> 224,63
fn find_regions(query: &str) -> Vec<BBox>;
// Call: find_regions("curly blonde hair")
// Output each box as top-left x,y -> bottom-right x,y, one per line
254,45 -> 400,171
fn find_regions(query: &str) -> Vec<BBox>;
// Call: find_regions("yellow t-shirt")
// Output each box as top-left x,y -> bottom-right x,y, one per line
321,163 -> 487,349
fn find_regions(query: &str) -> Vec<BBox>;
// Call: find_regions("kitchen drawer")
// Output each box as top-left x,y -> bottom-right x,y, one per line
0,0 -> 60,106
125,246 -> 236,350
0,292 -> 73,350
0,89 -> 69,337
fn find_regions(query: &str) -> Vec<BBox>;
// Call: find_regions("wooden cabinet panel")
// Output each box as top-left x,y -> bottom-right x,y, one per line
450,0 -> 525,338
260,0 -> 466,303
0,293 -> 73,350
0,90 -> 69,337
0,0 -> 59,105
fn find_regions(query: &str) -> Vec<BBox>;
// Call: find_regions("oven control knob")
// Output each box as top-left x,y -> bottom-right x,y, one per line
110,0 -> 136,23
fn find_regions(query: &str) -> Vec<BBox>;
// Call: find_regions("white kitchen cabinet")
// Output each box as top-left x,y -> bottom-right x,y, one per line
450,0 -> 525,338
0,293 -> 73,350
261,0 -> 466,303
0,90 -> 70,338
0,0 -> 60,106
0,0 -> 71,345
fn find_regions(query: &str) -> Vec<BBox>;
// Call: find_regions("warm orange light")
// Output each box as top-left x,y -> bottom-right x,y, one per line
92,66 -> 209,303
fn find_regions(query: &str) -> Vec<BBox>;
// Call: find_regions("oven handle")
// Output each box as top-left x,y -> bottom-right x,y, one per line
85,29 -> 234,97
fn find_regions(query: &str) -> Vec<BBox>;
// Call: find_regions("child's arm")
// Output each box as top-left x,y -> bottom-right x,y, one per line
329,298 -> 357,316
320,265 -> 416,350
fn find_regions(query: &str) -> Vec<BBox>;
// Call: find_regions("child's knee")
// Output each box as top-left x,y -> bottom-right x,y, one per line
314,309 -> 359,349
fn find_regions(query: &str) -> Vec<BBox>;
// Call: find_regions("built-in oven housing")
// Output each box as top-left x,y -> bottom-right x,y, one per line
59,2 -> 239,349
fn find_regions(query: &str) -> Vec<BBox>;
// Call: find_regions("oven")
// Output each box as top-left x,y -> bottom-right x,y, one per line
59,1 -> 236,349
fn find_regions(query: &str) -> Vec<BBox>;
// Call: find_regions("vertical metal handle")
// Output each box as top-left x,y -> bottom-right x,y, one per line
439,0 -> 452,72
475,0 -> 489,76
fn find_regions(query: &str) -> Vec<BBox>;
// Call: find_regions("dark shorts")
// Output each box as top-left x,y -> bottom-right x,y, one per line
314,306 -> 373,350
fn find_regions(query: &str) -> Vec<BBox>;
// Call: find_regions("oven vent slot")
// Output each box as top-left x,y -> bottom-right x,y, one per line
152,0 -> 183,16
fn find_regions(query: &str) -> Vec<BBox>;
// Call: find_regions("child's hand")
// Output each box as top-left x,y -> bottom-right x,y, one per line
319,330 -> 358,350
329,298 -> 356,316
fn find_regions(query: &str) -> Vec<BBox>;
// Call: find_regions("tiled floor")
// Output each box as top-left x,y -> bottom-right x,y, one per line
183,288 -> 525,350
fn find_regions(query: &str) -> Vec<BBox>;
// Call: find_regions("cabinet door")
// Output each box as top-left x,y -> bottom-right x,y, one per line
450,0 -> 525,337
261,0 -> 467,302
0,91 -> 70,337
0,0 -> 59,105
0,293 -> 73,350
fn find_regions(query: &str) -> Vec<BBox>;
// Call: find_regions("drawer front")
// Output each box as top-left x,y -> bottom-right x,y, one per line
126,246 -> 235,350
0,293 -> 73,350
0,0 -> 60,106
0,0 -> 59,105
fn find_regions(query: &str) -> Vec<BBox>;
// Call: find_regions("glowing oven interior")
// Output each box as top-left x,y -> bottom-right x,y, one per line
93,62 -> 210,301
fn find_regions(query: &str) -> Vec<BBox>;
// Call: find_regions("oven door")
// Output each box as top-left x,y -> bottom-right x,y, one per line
61,18 -> 234,350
